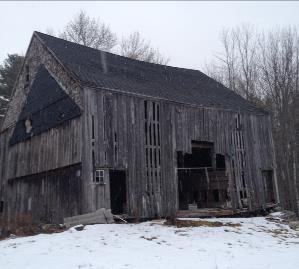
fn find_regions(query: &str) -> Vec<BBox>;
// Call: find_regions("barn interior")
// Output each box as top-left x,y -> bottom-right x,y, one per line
177,141 -> 229,211
109,170 -> 127,215
262,170 -> 275,204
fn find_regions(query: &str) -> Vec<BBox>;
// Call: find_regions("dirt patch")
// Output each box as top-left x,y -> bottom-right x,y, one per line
170,219 -> 241,228
0,224 -> 67,240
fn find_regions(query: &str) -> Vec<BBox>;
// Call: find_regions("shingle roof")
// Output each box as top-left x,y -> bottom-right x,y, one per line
9,65 -> 81,146
35,31 -> 266,114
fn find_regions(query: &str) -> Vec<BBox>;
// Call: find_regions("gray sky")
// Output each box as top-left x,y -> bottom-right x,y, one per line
1,1 -> 299,70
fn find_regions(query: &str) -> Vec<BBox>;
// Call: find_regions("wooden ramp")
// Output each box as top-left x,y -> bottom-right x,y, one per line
177,208 -> 236,218
64,208 -> 114,227
177,204 -> 279,218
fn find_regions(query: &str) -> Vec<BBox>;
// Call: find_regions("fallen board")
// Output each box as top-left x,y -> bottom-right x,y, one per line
64,208 -> 114,227
177,208 -> 236,218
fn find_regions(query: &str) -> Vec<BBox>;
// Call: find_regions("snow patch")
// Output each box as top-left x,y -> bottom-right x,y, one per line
0,215 -> 298,269
0,96 -> 9,102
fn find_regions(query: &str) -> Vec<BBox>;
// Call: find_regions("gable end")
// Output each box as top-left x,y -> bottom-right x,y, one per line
9,65 -> 81,146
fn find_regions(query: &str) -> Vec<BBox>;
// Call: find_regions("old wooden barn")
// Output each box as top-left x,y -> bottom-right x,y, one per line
0,32 -> 279,226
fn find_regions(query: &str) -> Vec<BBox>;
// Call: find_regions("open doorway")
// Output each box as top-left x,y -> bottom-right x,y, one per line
109,170 -> 127,214
262,170 -> 275,203
177,141 -> 229,210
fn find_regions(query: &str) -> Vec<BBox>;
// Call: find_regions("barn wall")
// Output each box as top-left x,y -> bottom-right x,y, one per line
0,34 -> 83,180
6,163 -> 82,226
83,87 -> 276,218
0,116 -> 83,227
0,35 -> 84,226
0,117 -> 82,180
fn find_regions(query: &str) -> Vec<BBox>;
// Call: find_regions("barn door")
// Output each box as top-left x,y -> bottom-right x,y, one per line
262,170 -> 275,203
109,170 -> 127,214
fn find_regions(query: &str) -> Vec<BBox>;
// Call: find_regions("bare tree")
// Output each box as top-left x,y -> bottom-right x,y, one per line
207,25 -> 299,216
207,24 -> 260,102
259,27 -> 299,214
234,24 -> 260,100
119,31 -> 169,65
55,12 -> 169,64
59,10 -> 117,51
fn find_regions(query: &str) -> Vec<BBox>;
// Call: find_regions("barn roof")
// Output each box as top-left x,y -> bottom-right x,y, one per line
35,31 -> 266,114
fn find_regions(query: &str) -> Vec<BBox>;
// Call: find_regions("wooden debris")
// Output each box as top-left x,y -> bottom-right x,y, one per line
64,208 -> 114,228
175,219 -> 241,228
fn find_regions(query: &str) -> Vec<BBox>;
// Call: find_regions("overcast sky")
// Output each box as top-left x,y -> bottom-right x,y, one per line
1,1 -> 299,70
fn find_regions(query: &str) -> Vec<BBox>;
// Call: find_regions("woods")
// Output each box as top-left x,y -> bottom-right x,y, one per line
0,54 -> 24,122
206,25 -> 299,215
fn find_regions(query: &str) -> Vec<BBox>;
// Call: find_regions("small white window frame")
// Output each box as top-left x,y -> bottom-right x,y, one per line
94,169 -> 105,184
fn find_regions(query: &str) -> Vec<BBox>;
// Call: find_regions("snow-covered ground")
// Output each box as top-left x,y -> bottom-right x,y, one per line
0,213 -> 299,269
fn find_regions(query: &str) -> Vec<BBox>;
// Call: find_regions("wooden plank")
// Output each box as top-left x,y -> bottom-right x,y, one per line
64,208 -> 114,227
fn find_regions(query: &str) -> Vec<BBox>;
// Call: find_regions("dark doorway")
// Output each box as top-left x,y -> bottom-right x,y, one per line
262,170 -> 275,203
178,169 -> 206,209
216,154 -> 226,170
109,170 -> 127,214
177,141 -> 229,210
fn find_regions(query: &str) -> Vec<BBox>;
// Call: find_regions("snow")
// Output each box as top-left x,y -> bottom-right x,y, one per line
0,96 -> 9,102
1,214 -> 299,269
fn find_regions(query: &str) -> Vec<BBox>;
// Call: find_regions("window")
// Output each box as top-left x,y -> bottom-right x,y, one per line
178,141 -> 214,168
262,170 -> 275,203
28,197 -> 32,211
25,64 -> 30,83
91,115 -> 95,140
212,190 -> 220,202
94,169 -> 105,184
0,201 -> 3,213
144,100 -> 162,198
216,154 -> 226,169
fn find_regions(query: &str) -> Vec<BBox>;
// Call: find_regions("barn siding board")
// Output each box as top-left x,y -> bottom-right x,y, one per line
6,163 -> 82,226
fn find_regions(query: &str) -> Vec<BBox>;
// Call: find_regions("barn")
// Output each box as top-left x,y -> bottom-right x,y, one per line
0,32 -> 279,226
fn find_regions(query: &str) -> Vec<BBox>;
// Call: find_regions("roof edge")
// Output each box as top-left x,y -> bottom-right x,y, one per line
83,82 -> 269,116
0,34 -> 36,132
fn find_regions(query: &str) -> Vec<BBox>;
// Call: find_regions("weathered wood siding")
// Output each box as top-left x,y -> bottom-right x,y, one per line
7,163 -> 82,226
82,87 -> 276,218
0,116 -> 83,226
0,35 -> 84,226
0,118 -> 82,180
